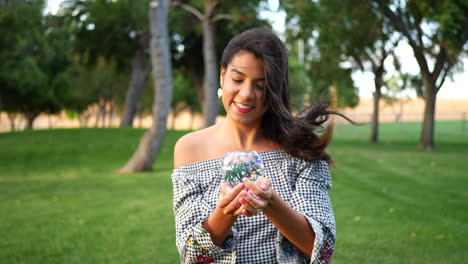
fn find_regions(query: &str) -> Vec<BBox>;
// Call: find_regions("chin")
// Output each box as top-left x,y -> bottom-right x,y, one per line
230,115 -> 262,126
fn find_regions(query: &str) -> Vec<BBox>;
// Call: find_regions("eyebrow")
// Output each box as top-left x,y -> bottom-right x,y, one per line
230,69 -> 265,81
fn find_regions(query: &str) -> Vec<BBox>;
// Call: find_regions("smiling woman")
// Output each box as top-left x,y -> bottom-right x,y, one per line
220,51 -> 268,125
171,28 -> 349,264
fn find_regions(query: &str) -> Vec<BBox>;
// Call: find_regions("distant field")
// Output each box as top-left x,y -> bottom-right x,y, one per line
0,121 -> 467,263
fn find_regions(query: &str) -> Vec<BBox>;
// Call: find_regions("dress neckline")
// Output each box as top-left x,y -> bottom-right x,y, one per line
173,149 -> 287,172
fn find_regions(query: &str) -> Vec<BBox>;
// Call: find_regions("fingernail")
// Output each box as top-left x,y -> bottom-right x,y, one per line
249,191 -> 260,200
240,197 -> 247,204
243,177 -> 249,183
261,182 -> 268,190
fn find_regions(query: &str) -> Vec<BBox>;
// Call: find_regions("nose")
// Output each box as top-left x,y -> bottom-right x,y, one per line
238,82 -> 255,99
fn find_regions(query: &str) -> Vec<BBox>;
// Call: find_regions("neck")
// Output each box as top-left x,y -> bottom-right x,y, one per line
218,116 -> 264,150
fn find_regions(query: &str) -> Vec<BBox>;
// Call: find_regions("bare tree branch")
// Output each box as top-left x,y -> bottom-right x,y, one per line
432,46 -> 448,80
414,13 -> 424,47
363,48 -> 377,72
376,0 -> 431,75
172,1 -> 204,21
436,64 -> 451,93
204,0 -> 219,19
352,55 -> 365,72
212,13 -> 233,22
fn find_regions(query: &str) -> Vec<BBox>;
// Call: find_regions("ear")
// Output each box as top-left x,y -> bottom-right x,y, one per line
219,66 -> 226,88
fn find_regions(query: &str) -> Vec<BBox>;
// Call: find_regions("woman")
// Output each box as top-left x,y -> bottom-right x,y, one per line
172,28 -> 337,264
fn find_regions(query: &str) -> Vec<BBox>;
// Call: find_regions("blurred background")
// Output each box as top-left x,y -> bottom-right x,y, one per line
1,0 -> 467,263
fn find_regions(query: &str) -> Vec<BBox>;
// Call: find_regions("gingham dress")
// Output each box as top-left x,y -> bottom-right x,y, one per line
171,149 -> 335,264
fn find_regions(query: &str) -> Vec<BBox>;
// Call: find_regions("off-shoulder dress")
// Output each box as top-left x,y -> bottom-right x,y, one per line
171,149 -> 335,264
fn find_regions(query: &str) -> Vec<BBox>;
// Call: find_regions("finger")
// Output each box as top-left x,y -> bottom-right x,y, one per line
232,206 -> 245,217
219,183 -> 233,196
240,202 -> 258,216
222,187 -> 252,213
257,177 -> 272,191
240,191 -> 268,209
242,208 -> 253,217
242,177 -> 271,198
218,183 -> 244,207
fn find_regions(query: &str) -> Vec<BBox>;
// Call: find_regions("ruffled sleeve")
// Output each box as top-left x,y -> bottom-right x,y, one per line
172,165 -> 238,264
277,159 -> 336,264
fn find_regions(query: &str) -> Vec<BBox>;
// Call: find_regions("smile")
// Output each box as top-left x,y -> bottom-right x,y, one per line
234,102 -> 254,113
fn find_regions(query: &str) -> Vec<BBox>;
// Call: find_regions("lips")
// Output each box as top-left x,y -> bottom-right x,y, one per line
234,102 -> 254,113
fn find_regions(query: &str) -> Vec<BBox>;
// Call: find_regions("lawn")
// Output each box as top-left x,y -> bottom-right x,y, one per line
0,121 -> 467,263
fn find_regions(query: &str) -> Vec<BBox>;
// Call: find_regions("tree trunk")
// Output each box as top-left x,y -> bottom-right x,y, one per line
7,112 -> 16,132
138,110 -> 144,128
94,104 -> 100,127
48,114 -> 53,129
202,8 -> 219,127
370,89 -> 380,143
78,113 -> 85,127
120,46 -> 150,127
171,107 -> 178,129
370,66 -> 384,143
79,111 -> 91,128
24,112 -> 39,130
101,101 -> 107,128
189,108 -> 195,130
419,79 -> 437,150
120,0 -> 172,172
0,93 -> 2,128
110,101 -> 117,127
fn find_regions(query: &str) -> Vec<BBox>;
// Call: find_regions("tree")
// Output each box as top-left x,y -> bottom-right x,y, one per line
0,0 -> 72,129
64,0 -> 151,127
172,0 -> 233,127
283,1 -> 360,109
382,73 -> 419,122
375,0 -> 468,149
60,57 -> 128,127
171,69 -> 199,129
120,0 -> 172,172
284,0 -> 398,143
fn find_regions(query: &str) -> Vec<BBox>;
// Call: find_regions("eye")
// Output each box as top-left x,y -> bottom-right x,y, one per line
255,83 -> 264,90
232,78 -> 242,83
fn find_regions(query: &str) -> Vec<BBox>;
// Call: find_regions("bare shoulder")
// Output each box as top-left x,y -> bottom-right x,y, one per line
173,127 -> 214,168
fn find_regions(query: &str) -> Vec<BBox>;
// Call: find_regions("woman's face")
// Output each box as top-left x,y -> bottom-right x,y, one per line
220,51 -> 268,126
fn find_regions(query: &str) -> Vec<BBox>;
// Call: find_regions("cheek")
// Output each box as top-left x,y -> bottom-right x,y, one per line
255,91 -> 265,104
221,89 -> 231,107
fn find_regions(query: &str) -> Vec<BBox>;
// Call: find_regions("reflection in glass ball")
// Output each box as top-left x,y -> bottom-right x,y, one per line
221,151 -> 265,185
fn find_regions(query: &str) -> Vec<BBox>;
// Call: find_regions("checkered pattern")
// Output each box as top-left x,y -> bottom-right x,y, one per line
172,149 -> 335,264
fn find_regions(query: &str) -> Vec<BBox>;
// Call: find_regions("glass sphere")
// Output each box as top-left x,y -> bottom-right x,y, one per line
221,151 -> 265,185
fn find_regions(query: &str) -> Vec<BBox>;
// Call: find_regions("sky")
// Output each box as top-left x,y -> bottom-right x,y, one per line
46,0 -> 467,99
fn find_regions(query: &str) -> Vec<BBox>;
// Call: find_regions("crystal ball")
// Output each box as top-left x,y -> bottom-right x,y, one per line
221,151 -> 265,185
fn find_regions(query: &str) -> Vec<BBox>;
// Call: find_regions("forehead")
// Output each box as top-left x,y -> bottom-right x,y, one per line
228,51 -> 264,77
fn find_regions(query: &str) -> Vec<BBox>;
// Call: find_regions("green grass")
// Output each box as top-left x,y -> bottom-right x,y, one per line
0,121 -> 467,263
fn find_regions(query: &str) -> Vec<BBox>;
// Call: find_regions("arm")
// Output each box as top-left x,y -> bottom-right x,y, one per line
241,178 -> 315,256
202,183 -> 245,246
264,190 -> 316,256
172,136 -> 245,263
173,168 -> 245,263
241,160 -> 335,263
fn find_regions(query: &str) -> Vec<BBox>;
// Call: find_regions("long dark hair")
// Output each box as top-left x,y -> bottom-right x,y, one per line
221,28 -> 351,164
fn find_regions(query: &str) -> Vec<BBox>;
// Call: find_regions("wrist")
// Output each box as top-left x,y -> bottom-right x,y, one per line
203,207 -> 238,246
263,190 -> 278,215
214,206 -> 238,221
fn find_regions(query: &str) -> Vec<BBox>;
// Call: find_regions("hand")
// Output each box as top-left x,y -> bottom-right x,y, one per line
239,177 -> 273,217
217,182 -> 245,217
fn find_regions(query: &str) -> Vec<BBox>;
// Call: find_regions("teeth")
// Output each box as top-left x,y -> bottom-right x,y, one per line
235,102 -> 253,109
